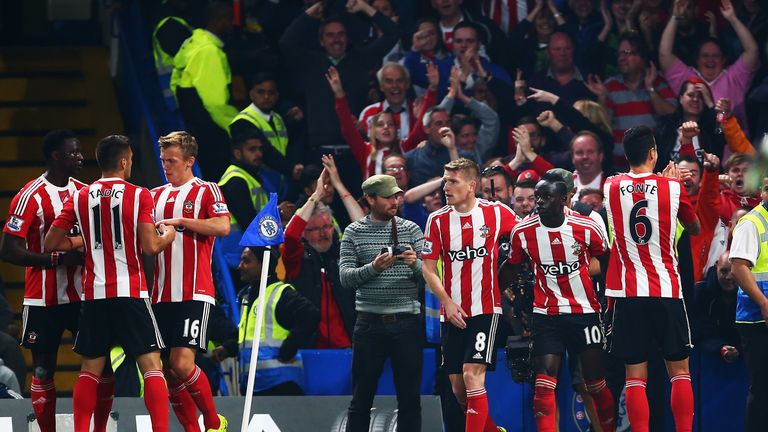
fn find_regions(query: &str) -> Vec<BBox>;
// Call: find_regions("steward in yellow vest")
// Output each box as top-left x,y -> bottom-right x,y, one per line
230,73 -> 304,180
152,15 -> 192,110
171,2 -> 238,179
217,133 -> 274,268
236,247 -> 319,395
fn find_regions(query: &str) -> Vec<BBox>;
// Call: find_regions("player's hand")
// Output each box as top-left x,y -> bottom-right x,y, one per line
157,223 -> 176,241
397,247 -> 418,268
444,300 -> 468,329
372,250 -> 396,272
157,218 -> 183,228
60,250 -> 85,267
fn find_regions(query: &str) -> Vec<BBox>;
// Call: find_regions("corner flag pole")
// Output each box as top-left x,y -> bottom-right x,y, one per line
240,247 -> 271,432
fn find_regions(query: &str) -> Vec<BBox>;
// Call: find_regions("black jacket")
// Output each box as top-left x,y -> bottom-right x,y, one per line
237,278 -> 320,362
279,11 -> 400,149
287,237 -> 357,342
655,106 -> 726,172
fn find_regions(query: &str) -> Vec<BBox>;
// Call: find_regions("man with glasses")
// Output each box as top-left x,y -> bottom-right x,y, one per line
282,163 -> 362,350
230,73 -> 304,181
588,33 -> 676,170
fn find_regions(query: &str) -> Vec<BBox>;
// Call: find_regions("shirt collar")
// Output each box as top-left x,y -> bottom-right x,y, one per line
251,103 -> 271,121
546,66 -> 585,82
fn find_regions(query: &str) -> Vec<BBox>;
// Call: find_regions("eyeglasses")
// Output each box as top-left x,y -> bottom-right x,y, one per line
304,224 -> 334,234
618,49 -> 639,57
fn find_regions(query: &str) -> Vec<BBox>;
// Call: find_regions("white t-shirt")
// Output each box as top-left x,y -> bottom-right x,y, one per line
729,218 -> 761,267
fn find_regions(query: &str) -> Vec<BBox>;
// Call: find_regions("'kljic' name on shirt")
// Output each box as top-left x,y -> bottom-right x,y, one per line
619,183 -> 657,196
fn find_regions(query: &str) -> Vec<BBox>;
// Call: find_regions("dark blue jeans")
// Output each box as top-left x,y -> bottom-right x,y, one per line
346,313 -> 424,432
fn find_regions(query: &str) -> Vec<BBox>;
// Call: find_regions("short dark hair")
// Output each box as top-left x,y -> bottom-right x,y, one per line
451,114 -> 477,135
244,246 -> 281,276
514,179 -> 537,190
300,164 -> 323,190
578,187 -> 603,200
623,126 -> 656,167
43,129 -> 76,161
538,172 -> 568,197
678,154 -> 702,172
205,1 -> 232,26
618,32 -> 650,61
516,116 -> 539,128
248,72 -> 278,89
96,135 -> 131,172
481,165 -> 512,187
452,21 -> 484,44
231,130 -> 267,150
318,18 -> 345,39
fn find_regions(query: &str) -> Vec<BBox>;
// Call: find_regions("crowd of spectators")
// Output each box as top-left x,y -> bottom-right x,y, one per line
149,0 -> 768,415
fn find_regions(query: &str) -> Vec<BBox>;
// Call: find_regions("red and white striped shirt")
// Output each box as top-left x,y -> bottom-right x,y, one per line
603,172 -> 696,298
508,214 -> 607,315
4,176 -> 86,306
423,199 -> 517,317
151,177 -> 229,304
52,178 -> 155,300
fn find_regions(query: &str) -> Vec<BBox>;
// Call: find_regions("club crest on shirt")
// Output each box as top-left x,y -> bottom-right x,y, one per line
212,202 -> 229,215
183,200 -> 194,213
571,241 -> 584,256
5,215 -> 23,232
422,240 -> 433,255
479,224 -> 490,238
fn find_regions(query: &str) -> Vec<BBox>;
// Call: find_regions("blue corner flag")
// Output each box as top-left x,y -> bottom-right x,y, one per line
239,193 -> 285,247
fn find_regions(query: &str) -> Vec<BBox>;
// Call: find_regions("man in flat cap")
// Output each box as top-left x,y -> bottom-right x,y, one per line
339,174 -> 426,432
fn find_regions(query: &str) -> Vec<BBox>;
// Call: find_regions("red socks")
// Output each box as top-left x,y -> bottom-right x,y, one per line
93,375 -> 115,432
169,382 -> 201,432
670,373 -> 694,432
465,387 -> 490,432
533,374 -> 558,432
31,377 -> 56,432
625,377 -> 649,432
143,370 -> 169,432
73,371 -> 100,432
585,378 -> 616,432
183,366 -> 220,430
